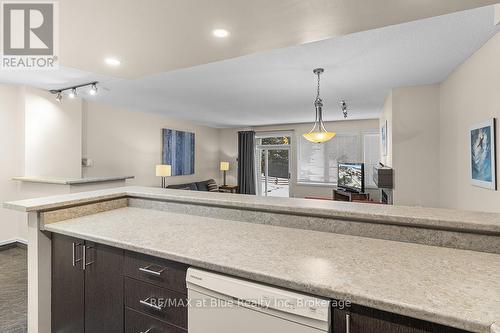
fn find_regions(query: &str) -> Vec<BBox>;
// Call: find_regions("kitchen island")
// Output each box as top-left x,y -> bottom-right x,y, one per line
4,186 -> 500,333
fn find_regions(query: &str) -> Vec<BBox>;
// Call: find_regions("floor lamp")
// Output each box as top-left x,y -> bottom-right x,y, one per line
220,162 -> 229,186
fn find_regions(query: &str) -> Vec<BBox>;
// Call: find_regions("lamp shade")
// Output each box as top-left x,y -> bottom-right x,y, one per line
220,162 -> 230,171
156,164 -> 172,177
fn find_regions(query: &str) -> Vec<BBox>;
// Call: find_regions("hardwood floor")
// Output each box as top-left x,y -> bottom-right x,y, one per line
0,246 -> 27,333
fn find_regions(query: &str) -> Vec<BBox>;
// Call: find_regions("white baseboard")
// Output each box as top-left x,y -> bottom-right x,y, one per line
0,238 -> 27,247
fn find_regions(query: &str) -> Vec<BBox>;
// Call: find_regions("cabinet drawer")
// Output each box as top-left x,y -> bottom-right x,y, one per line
333,304 -> 471,333
125,307 -> 186,333
124,251 -> 188,294
125,277 -> 187,329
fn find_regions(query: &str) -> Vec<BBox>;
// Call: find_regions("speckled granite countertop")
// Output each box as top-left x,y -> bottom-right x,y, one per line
4,186 -> 500,235
44,207 -> 500,333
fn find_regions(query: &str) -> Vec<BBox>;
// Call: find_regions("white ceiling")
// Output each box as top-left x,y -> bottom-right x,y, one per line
0,5 -> 499,127
94,6 -> 500,126
56,0 -> 500,78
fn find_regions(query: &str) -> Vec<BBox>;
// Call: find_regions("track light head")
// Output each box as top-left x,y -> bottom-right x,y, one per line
89,83 -> 98,96
68,88 -> 77,99
341,100 -> 348,119
55,92 -> 62,102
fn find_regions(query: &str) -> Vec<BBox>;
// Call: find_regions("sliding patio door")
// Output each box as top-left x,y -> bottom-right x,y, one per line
256,147 -> 290,197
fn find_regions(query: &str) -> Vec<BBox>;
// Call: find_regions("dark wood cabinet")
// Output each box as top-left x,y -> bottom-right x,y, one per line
51,234 -> 123,333
52,234 -> 85,333
333,189 -> 370,202
123,251 -> 188,331
124,277 -> 187,329
333,304 -> 470,333
53,235 -> 470,333
84,241 -> 124,333
125,308 -> 186,333
124,250 -> 188,294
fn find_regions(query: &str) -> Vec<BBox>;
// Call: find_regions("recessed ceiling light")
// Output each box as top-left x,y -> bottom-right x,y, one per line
212,29 -> 229,38
105,57 -> 121,66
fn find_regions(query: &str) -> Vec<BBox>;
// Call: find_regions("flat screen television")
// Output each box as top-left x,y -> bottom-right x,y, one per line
337,162 -> 365,193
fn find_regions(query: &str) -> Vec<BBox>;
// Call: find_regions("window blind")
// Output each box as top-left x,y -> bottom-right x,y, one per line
363,133 -> 381,187
298,132 -> 380,186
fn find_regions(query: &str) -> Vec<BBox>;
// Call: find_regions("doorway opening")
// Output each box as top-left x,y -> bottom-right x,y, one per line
255,134 -> 291,197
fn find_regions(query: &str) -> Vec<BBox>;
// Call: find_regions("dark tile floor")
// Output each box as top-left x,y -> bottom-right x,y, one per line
0,246 -> 27,333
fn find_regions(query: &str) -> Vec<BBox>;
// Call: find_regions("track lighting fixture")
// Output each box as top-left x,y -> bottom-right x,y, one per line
49,82 -> 98,102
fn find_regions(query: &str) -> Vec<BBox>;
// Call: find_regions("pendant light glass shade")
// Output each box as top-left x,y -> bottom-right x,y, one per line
303,130 -> 336,143
303,68 -> 336,143
302,111 -> 336,143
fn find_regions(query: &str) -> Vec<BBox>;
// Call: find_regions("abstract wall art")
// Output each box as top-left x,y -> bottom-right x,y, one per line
162,128 -> 195,176
381,120 -> 388,157
469,118 -> 496,190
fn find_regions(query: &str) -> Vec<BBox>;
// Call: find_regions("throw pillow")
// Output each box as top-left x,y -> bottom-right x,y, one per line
207,179 -> 219,192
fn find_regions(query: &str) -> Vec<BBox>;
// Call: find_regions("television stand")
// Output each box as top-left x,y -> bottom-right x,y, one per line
333,189 -> 369,202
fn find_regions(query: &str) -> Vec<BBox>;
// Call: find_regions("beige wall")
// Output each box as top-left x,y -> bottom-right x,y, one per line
439,32 -> 500,212
1,86 -> 86,243
381,32 -> 500,212
1,90 -> 221,244
83,102 -> 220,187
24,87 -> 82,178
390,85 -> 441,207
219,119 -> 380,198
0,85 -> 25,244
495,4 -> 500,25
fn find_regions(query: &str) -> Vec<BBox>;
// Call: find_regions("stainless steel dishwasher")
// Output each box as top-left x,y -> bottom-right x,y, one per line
187,268 -> 331,333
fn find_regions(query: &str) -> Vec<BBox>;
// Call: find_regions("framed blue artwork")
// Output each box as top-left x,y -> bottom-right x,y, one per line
470,118 -> 496,190
162,129 -> 195,176
381,120 -> 388,157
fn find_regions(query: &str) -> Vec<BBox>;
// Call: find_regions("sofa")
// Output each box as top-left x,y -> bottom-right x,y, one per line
166,179 -> 219,192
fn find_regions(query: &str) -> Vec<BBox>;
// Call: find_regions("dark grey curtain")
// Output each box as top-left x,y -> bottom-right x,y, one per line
237,131 -> 256,195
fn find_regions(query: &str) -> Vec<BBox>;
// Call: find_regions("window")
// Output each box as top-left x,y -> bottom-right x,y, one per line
258,136 -> 290,145
363,133 -> 380,187
298,132 -> 380,187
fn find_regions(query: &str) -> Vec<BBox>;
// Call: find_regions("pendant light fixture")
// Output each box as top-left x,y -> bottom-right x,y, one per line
303,68 -> 336,143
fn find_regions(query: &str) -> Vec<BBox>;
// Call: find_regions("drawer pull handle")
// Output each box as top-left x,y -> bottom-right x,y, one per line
82,245 -> 95,270
140,297 -> 163,311
139,329 -> 152,333
346,313 -> 351,333
139,264 -> 166,277
72,242 -> 82,267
